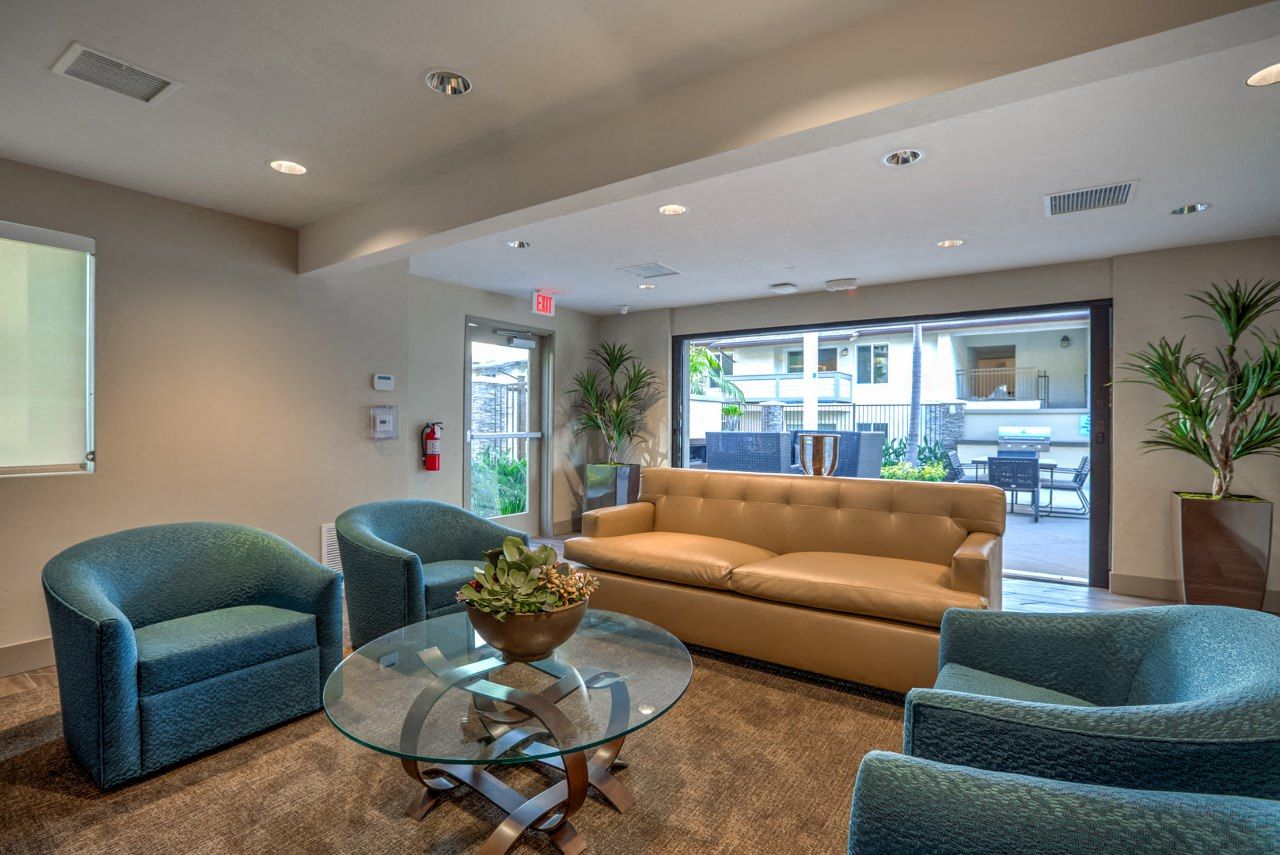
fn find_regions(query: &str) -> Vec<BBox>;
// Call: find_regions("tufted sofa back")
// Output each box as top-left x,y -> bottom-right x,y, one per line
638,467 -> 1006,567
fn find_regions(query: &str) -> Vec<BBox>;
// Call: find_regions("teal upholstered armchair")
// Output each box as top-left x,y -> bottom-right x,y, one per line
848,752 -> 1280,854
42,523 -> 343,790
336,500 -> 528,649
905,606 -> 1280,798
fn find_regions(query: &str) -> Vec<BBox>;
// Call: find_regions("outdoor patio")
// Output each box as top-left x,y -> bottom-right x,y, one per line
1001,510 -> 1089,580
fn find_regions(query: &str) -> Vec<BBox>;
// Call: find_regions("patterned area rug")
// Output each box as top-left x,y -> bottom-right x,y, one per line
0,652 -> 902,854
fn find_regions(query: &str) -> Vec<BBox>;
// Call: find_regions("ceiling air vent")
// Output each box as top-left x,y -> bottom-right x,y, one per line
1044,181 -> 1136,217
51,42 -> 177,103
618,262 -> 681,279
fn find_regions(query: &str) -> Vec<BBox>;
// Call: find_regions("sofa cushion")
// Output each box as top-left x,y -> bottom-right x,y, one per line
135,605 -> 317,696
933,662 -> 1097,707
565,532 -> 776,591
423,559 -> 480,612
729,551 -> 985,628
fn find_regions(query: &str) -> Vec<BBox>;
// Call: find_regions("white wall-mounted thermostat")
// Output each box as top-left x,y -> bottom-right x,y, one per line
370,405 -> 399,440
372,373 -> 395,391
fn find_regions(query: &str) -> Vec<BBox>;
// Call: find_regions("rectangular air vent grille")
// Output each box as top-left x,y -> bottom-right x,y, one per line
320,523 -> 343,572
618,262 -> 681,279
1045,181 -> 1135,216
52,42 -> 176,103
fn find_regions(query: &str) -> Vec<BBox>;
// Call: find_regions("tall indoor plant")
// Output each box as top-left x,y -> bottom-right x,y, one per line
570,342 -> 662,510
1122,278 -> 1280,608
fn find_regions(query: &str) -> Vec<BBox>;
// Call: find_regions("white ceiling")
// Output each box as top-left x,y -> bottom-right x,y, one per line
409,35 -> 1280,314
0,0 -> 896,227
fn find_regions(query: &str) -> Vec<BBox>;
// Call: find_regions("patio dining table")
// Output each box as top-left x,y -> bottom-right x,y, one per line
968,458 -> 1059,522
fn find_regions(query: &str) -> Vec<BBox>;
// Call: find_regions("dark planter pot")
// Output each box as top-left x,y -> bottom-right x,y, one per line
1172,493 -> 1273,610
467,601 -> 588,662
584,463 -> 641,513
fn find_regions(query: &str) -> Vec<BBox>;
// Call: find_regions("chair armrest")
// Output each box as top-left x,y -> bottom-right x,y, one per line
848,752 -> 1280,855
948,532 -> 1001,609
938,608 -> 1168,703
252,535 -> 345,684
40,577 -> 141,789
336,527 -> 426,650
581,502 -> 655,538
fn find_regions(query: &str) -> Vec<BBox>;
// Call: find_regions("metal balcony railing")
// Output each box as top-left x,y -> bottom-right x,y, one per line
956,367 -> 1048,405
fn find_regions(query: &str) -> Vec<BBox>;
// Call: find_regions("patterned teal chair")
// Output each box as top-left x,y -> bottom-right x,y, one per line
336,500 -> 528,648
905,606 -> 1280,798
42,523 -> 343,790
848,751 -> 1280,854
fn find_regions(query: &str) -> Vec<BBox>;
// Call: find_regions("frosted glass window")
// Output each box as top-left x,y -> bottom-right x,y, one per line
0,221 -> 95,476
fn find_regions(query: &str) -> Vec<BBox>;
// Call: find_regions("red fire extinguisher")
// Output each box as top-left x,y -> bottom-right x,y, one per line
421,422 -> 442,471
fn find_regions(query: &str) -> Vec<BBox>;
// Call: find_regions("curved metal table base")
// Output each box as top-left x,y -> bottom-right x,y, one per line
398,655 -> 636,854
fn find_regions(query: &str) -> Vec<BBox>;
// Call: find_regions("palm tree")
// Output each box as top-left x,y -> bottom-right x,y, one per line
906,323 -> 923,465
688,345 -> 744,403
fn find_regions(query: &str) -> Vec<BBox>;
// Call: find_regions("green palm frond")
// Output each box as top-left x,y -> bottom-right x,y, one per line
1122,278 -> 1280,497
568,341 -> 662,463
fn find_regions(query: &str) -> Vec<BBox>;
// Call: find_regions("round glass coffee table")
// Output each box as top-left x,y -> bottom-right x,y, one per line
324,609 -> 692,854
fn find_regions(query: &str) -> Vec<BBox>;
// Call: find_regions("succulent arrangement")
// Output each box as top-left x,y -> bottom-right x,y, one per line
457,536 -> 599,620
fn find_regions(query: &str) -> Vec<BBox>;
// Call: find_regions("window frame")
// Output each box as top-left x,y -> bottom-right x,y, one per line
785,346 -> 838,374
855,342 -> 890,385
0,219 -> 96,478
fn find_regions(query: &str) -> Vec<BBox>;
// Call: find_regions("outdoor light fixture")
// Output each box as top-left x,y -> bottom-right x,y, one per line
1060,335 -> 1071,348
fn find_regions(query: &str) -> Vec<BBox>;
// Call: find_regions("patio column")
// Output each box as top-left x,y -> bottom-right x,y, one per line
802,332 -> 819,430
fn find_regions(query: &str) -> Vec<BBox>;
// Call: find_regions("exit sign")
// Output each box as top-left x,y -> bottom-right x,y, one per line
532,290 -> 556,316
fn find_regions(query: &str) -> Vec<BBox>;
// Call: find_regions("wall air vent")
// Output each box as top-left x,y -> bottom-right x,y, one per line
51,42 -> 178,103
1044,181 -> 1136,217
618,262 -> 681,279
320,523 -> 343,572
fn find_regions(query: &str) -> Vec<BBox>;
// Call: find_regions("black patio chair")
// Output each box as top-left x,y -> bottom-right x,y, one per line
1041,455 -> 1091,517
987,456 -> 1041,522
946,450 -> 985,484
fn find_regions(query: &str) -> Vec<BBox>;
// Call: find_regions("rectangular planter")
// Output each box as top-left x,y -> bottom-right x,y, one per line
584,463 -> 641,513
1171,493 -> 1273,610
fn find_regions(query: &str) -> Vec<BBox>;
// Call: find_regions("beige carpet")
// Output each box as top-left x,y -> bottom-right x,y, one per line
0,653 -> 902,854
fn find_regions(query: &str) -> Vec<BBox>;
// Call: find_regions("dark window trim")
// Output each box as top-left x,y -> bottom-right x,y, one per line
670,297 -> 1113,588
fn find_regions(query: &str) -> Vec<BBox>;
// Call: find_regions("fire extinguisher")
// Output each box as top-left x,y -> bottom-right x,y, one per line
421,422 -> 442,471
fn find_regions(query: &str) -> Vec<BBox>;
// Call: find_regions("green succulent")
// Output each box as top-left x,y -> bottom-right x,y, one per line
457,536 -> 597,620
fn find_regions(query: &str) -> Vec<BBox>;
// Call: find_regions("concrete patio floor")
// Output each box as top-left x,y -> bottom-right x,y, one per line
1001,509 -> 1089,580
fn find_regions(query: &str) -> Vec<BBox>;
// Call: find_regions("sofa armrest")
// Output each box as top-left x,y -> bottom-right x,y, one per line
848,751 -> 1280,855
948,532 -> 1001,609
581,502 -> 655,538
41,580 -> 141,790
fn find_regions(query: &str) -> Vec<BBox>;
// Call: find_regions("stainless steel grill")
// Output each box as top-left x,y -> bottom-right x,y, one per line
997,425 -> 1052,454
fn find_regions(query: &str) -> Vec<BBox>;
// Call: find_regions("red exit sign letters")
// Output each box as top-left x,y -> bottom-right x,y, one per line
532,290 -> 556,316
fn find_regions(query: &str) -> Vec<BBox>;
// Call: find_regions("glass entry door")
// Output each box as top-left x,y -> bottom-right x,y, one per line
464,324 -> 543,533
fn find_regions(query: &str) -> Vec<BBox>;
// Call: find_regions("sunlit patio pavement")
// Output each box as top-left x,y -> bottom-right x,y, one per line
1001,508 -> 1089,580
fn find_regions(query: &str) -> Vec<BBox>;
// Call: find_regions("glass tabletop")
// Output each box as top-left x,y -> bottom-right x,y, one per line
323,609 -> 692,766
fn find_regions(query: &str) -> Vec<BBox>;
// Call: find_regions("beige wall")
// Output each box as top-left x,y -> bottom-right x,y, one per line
600,240 -> 1280,601
0,159 -> 597,672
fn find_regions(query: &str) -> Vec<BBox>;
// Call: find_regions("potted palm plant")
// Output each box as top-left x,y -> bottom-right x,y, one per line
570,342 -> 661,511
1122,278 -> 1280,609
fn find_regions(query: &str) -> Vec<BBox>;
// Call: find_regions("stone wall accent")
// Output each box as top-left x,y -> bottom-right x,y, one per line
924,402 -> 965,450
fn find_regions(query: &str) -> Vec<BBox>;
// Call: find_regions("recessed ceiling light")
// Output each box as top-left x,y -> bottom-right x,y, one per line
1171,203 -> 1212,215
1246,62 -> 1280,87
424,69 -> 472,96
824,278 -> 859,292
936,239 -> 964,248
882,149 -> 923,166
637,282 -> 657,290
769,282 -> 799,295
658,204 -> 688,216
507,240 -> 530,248
269,160 -> 307,175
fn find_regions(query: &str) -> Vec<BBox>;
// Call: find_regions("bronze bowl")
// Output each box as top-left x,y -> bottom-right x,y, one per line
467,600 -> 588,662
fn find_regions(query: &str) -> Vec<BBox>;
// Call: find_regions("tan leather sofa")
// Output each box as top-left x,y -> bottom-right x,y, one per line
565,467 -> 1006,693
